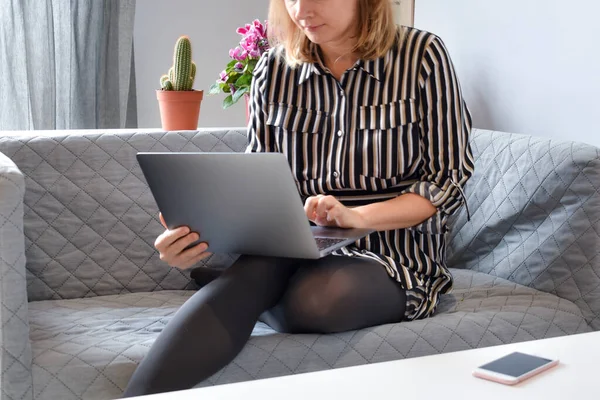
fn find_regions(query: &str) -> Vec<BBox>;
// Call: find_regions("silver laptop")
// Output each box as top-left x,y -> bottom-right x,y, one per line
136,152 -> 374,259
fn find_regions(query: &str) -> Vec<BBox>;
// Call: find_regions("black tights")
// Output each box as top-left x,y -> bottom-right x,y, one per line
122,255 -> 406,397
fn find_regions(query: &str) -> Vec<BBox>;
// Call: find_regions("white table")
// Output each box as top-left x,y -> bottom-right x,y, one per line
132,331 -> 599,399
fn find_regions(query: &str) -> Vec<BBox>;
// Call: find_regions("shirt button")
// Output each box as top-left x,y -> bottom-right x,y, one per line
337,130 -> 344,137
333,171 -> 339,178
339,90 -> 344,97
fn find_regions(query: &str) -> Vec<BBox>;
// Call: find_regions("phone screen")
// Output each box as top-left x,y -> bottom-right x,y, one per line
478,352 -> 554,377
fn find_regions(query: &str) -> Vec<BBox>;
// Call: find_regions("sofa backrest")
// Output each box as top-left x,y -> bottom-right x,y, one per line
447,129 -> 600,330
0,129 -> 248,301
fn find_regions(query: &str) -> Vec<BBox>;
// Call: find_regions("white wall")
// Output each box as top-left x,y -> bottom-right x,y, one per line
134,0 -> 268,128
415,0 -> 600,147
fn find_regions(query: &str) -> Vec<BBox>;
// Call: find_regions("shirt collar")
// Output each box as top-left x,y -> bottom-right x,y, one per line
356,56 -> 386,82
297,48 -> 388,85
297,62 -> 323,85
297,47 -> 327,85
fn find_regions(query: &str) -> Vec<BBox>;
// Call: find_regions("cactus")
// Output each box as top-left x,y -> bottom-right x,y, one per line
160,36 -> 196,91
160,74 -> 173,90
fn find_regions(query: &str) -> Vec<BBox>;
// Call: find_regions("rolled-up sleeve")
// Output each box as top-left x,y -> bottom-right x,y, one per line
403,36 -> 475,233
245,53 -> 276,153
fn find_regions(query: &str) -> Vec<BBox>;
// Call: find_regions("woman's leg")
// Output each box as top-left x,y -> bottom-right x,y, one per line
122,255 -> 298,397
262,255 -> 407,334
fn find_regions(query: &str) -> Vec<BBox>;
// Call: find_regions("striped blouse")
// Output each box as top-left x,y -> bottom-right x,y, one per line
245,26 -> 475,321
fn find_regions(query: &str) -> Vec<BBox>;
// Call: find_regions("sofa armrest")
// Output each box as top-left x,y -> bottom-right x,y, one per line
448,129 -> 600,331
0,151 -> 33,400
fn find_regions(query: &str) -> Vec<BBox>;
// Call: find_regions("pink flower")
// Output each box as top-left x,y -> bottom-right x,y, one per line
236,24 -> 251,35
233,19 -> 269,60
235,62 -> 244,70
241,37 -> 258,53
229,47 -> 247,61
237,20 -> 266,37
254,20 -> 266,36
218,70 -> 228,83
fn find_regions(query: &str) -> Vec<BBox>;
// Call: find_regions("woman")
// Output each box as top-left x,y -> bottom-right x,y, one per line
123,0 -> 474,396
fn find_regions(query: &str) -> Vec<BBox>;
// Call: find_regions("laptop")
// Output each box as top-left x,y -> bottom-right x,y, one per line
136,152 -> 374,259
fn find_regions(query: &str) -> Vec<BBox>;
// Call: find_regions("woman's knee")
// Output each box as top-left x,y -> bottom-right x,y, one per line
276,258 -> 407,334
281,269 -> 360,333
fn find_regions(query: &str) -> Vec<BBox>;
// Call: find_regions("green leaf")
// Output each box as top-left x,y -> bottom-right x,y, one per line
226,72 -> 240,84
232,86 -> 249,103
223,95 -> 234,109
235,74 -> 252,88
244,59 -> 258,73
208,82 -> 222,95
227,59 -> 238,69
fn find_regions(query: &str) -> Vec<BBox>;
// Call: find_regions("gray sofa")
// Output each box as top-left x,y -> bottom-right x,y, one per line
0,127 -> 598,400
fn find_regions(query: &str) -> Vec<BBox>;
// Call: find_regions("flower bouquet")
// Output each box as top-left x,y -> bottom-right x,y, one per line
209,20 -> 269,109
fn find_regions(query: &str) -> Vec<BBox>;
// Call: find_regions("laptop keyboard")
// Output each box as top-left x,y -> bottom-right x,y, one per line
314,237 -> 346,251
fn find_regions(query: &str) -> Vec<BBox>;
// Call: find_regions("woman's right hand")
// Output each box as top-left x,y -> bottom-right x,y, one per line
154,212 -> 212,270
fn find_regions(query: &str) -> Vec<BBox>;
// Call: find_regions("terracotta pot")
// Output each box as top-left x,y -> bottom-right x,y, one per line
156,89 -> 204,131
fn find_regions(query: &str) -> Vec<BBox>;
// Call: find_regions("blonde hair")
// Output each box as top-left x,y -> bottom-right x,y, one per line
268,0 -> 399,67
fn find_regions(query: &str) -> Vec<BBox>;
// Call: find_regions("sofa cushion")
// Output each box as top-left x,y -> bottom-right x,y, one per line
27,268 -> 592,400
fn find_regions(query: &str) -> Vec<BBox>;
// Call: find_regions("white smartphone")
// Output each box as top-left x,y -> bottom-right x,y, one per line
472,351 -> 559,385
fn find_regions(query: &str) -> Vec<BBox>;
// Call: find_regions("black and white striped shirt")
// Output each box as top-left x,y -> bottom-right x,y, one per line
246,26 -> 474,321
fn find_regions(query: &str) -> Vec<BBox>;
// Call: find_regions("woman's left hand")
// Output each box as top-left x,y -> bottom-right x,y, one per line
304,195 -> 366,229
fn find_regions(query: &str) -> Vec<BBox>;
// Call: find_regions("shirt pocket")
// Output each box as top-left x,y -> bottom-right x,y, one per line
266,103 -> 331,181
357,98 -> 420,182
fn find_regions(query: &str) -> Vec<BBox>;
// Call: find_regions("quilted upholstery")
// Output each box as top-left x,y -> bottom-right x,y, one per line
0,152 -> 33,400
0,127 -> 599,400
0,129 -> 248,302
27,269 -> 591,399
447,130 -> 600,330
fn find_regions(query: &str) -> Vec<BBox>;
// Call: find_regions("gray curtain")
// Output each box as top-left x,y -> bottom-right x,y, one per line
0,0 -> 137,130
